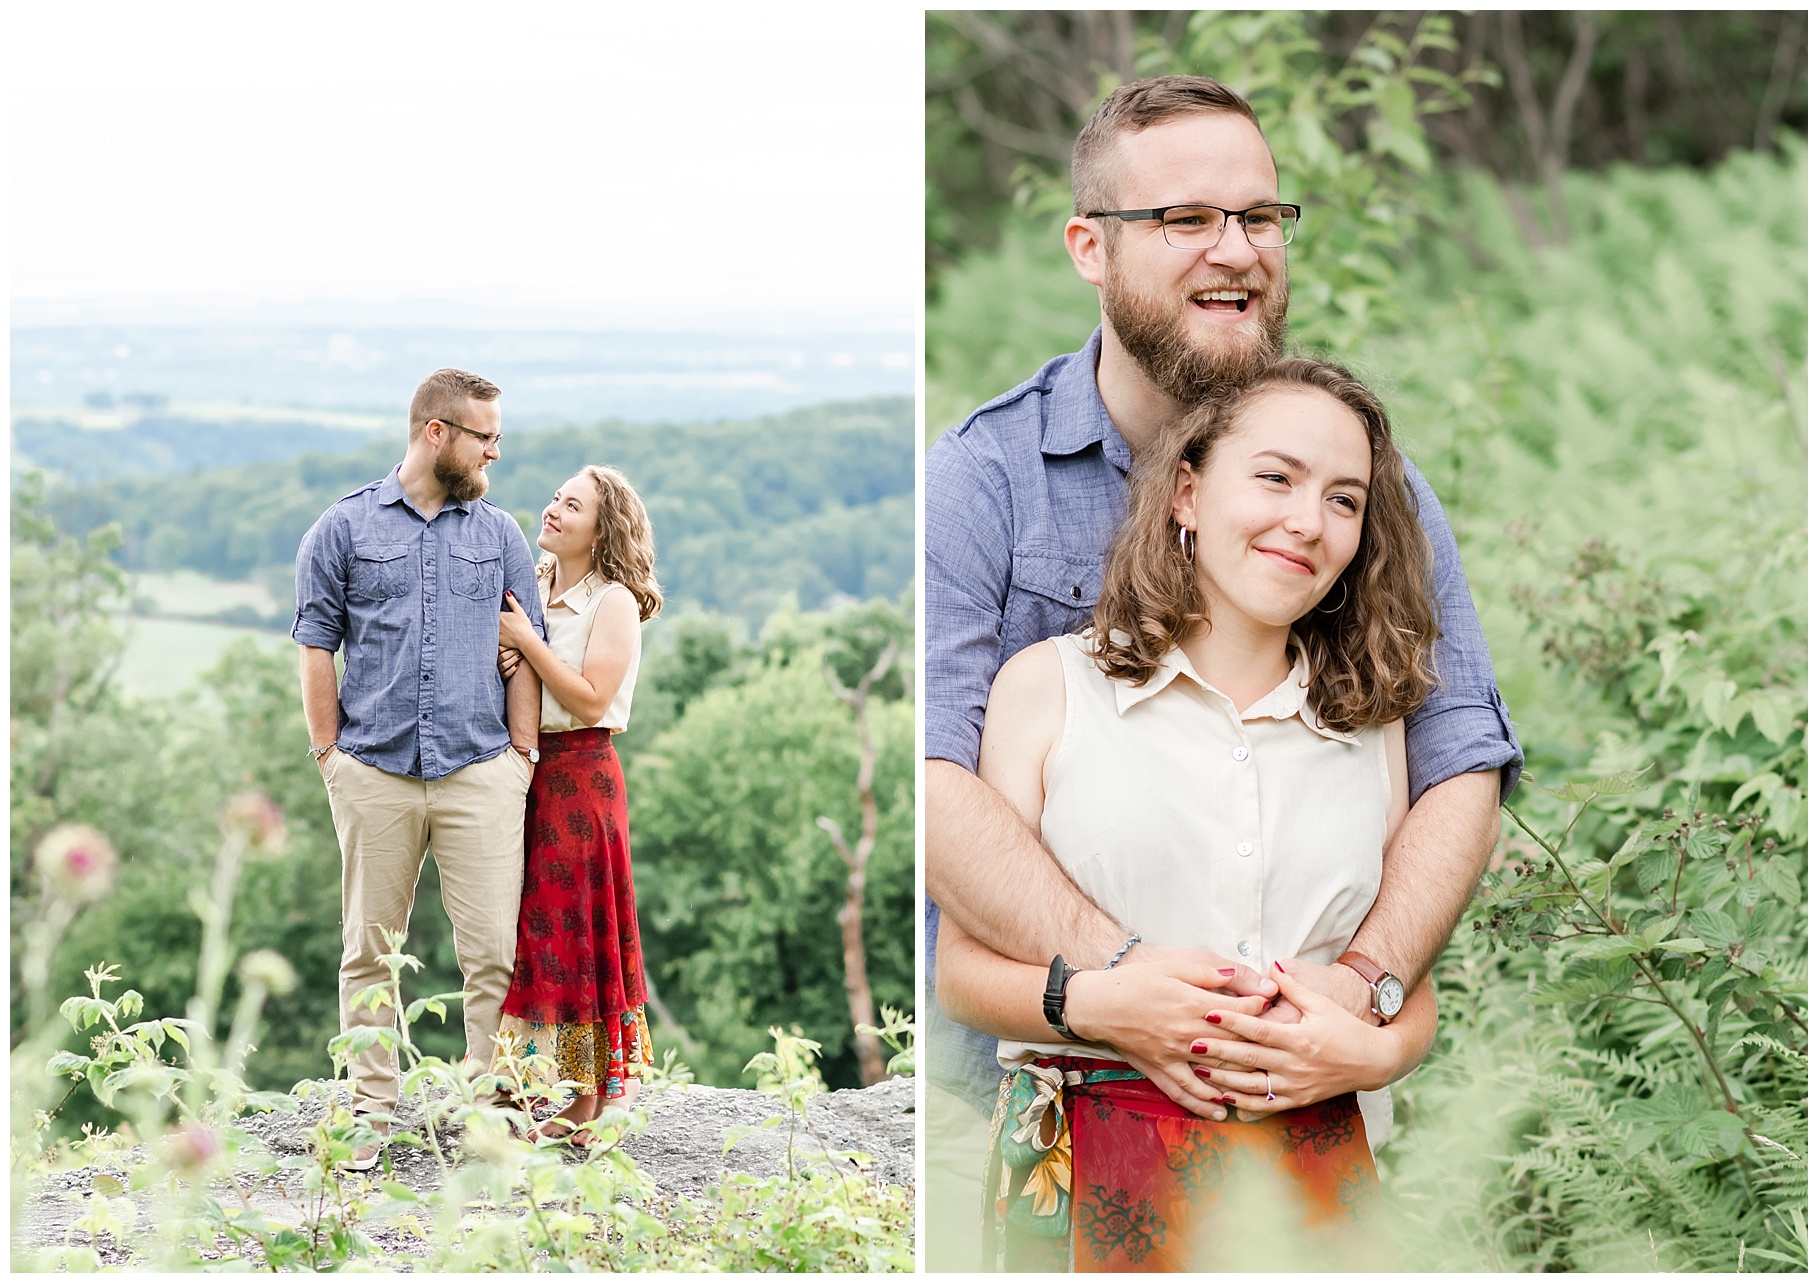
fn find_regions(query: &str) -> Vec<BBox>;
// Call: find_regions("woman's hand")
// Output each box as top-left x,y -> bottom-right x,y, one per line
499,591 -> 539,653
1185,960 -> 1432,1114
1064,963 -> 1273,1119
498,647 -> 523,678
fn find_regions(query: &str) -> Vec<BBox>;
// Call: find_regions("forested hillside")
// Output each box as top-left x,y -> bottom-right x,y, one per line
49,396 -> 911,626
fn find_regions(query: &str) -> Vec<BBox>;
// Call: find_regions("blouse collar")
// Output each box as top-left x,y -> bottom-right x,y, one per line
1110,635 -> 1359,743
545,569 -> 602,611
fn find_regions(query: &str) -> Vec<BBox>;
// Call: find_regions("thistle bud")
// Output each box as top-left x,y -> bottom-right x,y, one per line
220,792 -> 287,857
237,948 -> 298,995
162,1120 -> 222,1176
34,824 -> 119,904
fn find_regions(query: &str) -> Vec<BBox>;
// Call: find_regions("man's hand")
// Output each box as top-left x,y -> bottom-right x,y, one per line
1064,963 -> 1270,1120
314,747 -> 336,778
1123,942 -> 1277,1002
1280,957 -> 1378,1025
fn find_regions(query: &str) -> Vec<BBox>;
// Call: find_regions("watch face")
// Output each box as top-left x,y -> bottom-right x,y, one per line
1378,975 -> 1406,1018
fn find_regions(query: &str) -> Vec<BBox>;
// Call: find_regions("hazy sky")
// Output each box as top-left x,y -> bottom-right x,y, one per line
13,5 -> 921,325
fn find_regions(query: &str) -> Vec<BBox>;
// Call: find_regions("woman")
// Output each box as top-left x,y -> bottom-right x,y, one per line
938,359 -> 1441,1270
494,464 -> 663,1143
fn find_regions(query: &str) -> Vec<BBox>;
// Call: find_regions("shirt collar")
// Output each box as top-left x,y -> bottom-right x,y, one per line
547,569 -> 600,611
376,464 -> 473,515
1040,327 -> 1132,473
1112,636 -> 1359,743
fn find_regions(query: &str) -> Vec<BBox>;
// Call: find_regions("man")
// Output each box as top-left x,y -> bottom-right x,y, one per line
924,77 -> 1521,1265
293,367 -> 545,1170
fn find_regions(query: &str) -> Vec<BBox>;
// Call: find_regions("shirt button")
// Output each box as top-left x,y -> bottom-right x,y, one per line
1232,746 -> 1250,762
1236,841 -> 1253,857
1237,940 -> 1253,957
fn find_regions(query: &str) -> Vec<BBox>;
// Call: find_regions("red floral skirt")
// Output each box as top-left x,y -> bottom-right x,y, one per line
498,729 -> 649,1095
989,1057 -> 1385,1272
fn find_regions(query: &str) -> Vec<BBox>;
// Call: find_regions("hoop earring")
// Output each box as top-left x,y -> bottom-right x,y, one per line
1316,579 -> 1349,615
1177,525 -> 1197,561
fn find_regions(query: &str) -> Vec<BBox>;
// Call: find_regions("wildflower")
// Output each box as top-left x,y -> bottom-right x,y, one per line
34,824 -> 118,904
237,949 -> 298,996
220,791 -> 287,856
163,1120 -> 223,1176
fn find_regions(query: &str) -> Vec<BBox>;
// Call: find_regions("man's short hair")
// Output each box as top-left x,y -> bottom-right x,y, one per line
409,368 -> 501,441
1072,75 -> 1263,216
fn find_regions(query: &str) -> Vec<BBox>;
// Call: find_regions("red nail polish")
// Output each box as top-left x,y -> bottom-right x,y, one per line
1192,1066 -> 1212,1079
1207,1014 -> 1222,1024
1273,960 -> 1284,972
1190,1040 -> 1208,1055
1218,968 -> 1235,976
1223,1096 -> 1238,1105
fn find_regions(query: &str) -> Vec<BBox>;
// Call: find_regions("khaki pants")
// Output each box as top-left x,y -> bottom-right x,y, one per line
925,1082 -> 995,1272
322,748 -> 532,1115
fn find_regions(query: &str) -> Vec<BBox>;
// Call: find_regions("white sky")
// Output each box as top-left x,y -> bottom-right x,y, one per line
11,4 -> 922,325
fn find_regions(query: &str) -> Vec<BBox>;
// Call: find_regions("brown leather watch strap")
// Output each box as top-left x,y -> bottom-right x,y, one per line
1336,951 -> 1387,986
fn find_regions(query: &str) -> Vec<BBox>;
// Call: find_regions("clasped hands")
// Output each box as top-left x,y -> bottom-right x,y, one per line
1061,945 -> 1386,1122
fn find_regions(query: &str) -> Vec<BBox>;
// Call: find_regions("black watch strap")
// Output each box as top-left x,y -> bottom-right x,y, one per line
1043,954 -> 1083,1041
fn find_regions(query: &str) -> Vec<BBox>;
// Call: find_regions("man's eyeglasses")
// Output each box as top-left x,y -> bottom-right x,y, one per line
1085,203 -> 1301,250
434,418 -> 503,448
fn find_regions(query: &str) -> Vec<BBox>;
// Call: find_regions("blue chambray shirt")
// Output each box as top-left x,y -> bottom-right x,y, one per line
292,467 -> 545,781
924,329 -> 1523,1113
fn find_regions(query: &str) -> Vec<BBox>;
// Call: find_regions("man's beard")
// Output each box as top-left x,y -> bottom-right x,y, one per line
1102,248 -> 1289,405
434,445 -> 489,502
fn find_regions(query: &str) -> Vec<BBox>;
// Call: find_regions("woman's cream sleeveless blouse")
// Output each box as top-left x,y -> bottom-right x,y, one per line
998,632 -> 1395,1147
538,572 -> 639,734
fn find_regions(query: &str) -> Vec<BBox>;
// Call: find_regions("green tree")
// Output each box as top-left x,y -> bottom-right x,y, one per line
629,644 -> 913,1088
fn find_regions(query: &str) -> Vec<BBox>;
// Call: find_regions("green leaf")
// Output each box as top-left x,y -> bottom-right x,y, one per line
91,1174 -> 124,1197
1677,1108 -> 1749,1160
1576,935 -> 1649,961
1654,937 -> 1710,954
1688,908 -> 1742,949
328,1026 -> 398,1058
1634,846 -> 1676,891
1701,678 -> 1739,732
1542,769 -> 1650,802
160,1018 -> 192,1052
1755,857 -> 1801,904
1528,974 -> 1627,1005
404,998 -> 447,1024
46,1051 -> 91,1077
1610,817 -> 1677,868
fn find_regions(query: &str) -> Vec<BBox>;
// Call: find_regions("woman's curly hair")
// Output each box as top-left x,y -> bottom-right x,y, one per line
1091,357 -> 1437,732
536,464 -> 664,622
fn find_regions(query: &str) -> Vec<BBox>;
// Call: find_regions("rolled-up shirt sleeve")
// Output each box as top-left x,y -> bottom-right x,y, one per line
499,520 -> 547,641
925,433 -> 1015,774
1403,463 -> 1523,804
291,513 -> 349,652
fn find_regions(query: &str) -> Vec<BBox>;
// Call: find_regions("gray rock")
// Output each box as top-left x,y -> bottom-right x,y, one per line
14,1076 -> 915,1269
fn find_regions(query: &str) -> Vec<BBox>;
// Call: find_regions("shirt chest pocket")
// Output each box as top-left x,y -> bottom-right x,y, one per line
349,542 -> 410,601
450,543 -> 503,602
1005,552 -> 1099,654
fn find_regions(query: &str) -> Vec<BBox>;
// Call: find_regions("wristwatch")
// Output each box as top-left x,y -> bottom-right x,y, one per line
1043,955 -> 1083,1042
1336,951 -> 1406,1022
512,743 -> 540,764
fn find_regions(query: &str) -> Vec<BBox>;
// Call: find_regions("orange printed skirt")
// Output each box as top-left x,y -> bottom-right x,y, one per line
986,1056 -> 1383,1272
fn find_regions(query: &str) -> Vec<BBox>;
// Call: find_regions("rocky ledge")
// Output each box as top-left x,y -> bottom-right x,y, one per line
16,1076 -> 914,1267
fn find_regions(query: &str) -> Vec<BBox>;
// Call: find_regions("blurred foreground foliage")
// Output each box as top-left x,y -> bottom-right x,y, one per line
928,14 -> 1806,1270
11,476 -> 914,1145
